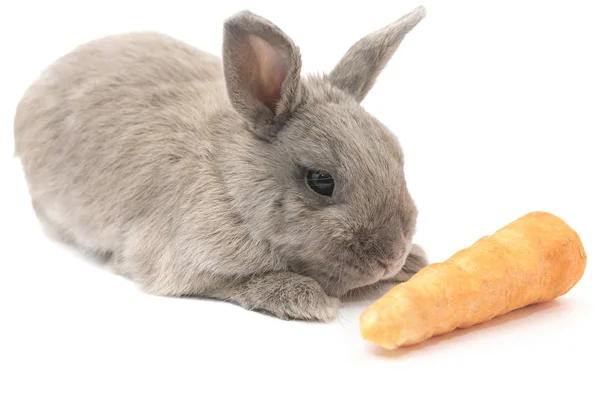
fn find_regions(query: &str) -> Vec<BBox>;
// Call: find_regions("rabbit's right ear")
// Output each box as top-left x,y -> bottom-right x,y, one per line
223,11 -> 302,140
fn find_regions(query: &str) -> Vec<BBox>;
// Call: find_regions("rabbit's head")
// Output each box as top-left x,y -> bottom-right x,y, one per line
221,7 -> 426,296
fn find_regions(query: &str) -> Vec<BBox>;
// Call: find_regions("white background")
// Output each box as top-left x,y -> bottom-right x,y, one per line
1,1 -> 599,399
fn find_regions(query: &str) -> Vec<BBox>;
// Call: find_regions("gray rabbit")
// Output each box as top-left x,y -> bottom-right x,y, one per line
13,6 -> 428,321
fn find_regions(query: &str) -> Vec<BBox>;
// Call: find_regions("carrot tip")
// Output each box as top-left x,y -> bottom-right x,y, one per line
359,310 -> 377,338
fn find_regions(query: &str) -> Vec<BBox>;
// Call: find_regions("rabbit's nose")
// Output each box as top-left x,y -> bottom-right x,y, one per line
352,229 -> 400,262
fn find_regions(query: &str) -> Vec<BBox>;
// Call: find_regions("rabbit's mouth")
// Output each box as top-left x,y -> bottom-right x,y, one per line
381,251 -> 410,280
319,263 -> 389,298
376,259 -> 395,272
288,256 -> 398,297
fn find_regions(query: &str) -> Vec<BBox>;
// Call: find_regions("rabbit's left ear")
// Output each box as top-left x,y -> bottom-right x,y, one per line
328,6 -> 426,102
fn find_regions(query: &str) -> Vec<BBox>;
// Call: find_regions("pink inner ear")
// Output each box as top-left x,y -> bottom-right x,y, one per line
248,35 -> 288,114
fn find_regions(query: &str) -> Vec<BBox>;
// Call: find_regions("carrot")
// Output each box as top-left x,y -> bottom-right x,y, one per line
360,211 -> 587,349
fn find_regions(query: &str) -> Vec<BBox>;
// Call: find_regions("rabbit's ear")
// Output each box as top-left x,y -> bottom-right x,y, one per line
328,6 -> 426,102
223,11 -> 302,139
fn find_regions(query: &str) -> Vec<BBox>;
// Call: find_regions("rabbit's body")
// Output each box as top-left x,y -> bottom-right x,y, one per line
15,8 -> 428,321
15,33 -> 274,291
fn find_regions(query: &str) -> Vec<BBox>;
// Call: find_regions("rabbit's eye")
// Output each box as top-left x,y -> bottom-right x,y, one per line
306,170 -> 334,197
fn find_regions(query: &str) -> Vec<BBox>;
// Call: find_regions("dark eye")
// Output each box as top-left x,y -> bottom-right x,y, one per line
306,170 -> 335,197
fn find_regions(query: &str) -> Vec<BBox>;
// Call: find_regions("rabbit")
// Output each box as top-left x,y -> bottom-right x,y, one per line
13,6 -> 429,321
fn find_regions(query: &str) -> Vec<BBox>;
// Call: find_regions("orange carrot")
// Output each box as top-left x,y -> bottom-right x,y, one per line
360,211 -> 587,349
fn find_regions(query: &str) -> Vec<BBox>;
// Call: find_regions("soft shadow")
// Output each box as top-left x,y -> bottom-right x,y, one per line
51,237 -> 113,268
365,299 -> 572,358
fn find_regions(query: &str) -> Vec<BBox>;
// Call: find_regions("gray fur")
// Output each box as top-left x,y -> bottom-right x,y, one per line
13,6 -> 427,321
329,6 -> 426,101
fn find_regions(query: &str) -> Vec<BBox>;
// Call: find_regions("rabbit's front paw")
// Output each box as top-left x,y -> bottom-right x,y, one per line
218,272 -> 340,322
265,279 -> 341,322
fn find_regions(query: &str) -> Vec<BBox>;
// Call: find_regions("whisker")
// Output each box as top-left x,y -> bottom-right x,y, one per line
371,241 -> 387,261
294,179 -> 334,182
